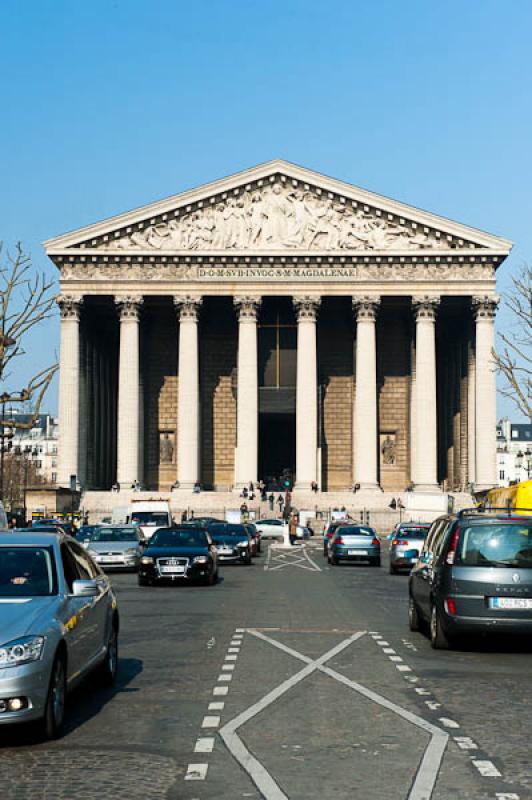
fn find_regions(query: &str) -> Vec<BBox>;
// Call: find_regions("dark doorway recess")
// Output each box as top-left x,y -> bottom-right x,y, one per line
258,413 -> 295,486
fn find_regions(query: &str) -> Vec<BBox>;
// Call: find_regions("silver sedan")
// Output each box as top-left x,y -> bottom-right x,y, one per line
86,525 -> 145,570
0,532 -> 119,739
389,523 -> 431,574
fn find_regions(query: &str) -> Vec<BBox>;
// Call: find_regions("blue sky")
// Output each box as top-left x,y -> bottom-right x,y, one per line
1,0 -> 530,419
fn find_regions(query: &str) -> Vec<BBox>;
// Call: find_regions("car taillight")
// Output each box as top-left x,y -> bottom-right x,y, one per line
371,537 -> 380,546
446,529 -> 460,565
335,536 -> 344,545
392,539 -> 408,546
445,597 -> 457,615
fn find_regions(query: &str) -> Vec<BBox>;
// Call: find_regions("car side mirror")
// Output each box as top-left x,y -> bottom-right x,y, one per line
404,548 -> 420,560
72,579 -> 99,597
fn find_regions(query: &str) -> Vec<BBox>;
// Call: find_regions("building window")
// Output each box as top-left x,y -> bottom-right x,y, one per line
499,470 -> 505,480
52,472 -> 57,483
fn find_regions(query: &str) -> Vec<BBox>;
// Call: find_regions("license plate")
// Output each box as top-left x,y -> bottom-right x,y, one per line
348,549 -> 368,556
490,597 -> 532,610
160,565 -> 185,574
100,555 -> 123,563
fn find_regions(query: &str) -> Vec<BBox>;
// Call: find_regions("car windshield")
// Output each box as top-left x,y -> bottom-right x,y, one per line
130,512 -> 169,526
457,523 -> 532,568
338,526 -> 375,536
90,527 -> 140,542
261,520 -> 281,526
150,529 -> 208,548
208,524 -> 246,537
75,526 -> 99,540
400,528 -> 430,539
0,546 -> 57,597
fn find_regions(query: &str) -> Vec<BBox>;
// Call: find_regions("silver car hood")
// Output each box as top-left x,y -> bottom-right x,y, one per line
0,596 -> 59,644
89,541 -> 138,552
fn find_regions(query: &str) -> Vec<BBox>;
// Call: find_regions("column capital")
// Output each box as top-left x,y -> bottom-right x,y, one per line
352,295 -> 380,321
57,294 -> 83,321
234,296 -> 261,321
293,295 -> 321,322
472,295 -> 499,321
115,295 -> 143,321
412,295 -> 440,322
174,295 -> 202,322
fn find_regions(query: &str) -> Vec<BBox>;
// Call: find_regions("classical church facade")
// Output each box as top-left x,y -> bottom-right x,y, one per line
45,161 -> 511,496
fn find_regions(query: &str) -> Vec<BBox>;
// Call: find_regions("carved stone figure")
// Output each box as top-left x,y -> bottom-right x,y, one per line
381,434 -> 396,465
94,181 -> 476,253
160,432 -> 175,464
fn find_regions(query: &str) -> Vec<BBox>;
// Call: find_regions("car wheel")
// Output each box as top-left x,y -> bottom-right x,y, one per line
408,595 -> 421,632
430,604 -> 451,650
98,622 -> 119,686
41,653 -> 66,740
330,554 -> 338,566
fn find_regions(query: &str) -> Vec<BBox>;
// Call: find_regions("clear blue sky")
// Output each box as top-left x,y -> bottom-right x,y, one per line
1,0 -> 530,419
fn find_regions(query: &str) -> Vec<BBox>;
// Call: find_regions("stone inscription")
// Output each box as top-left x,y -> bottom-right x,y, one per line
198,266 -> 358,280
100,182 -> 470,253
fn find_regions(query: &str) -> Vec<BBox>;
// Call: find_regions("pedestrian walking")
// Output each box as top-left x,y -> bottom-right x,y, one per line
268,493 -> 274,512
289,511 -> 299,546
277,494 -> 284,514
240,502 -> 249,522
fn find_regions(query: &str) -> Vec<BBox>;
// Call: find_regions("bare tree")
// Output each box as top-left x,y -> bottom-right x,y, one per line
2,450 -> 48,512
493,263 -> 532,419
0,242 -> 58,432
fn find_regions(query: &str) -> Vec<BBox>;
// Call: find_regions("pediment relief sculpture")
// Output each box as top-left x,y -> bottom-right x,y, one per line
93,183 -> 475,253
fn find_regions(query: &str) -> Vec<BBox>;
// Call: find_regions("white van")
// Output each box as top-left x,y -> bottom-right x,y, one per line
128,500 -> 172,539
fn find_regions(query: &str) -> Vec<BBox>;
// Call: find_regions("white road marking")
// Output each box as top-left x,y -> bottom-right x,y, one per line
415,688 -> 431,696
453,736 -> 478,750
389,655 -> 403,662
396,664 -> 412,672
377,640 -> 390,646
495,793 -> 520,799
472,760 -> 502,777
213,686 -> 228,696
439,717 -> 460,729
222,664 -> 235,671
185,764 -> 208,781
228,647 -> 240,653
265,543 -> 322,572
225,654 -> 238,661
194,737 -> 215,753
426,701 -> 441,710
209,702 -> 224,711
221,630 -> 448,800
218,673 -> 232,682
383,648 -> 396,654
235,628 -> 245,632
202,715 -> 220,729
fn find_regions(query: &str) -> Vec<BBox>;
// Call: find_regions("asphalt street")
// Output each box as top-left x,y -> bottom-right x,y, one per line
0,540 -> 530,800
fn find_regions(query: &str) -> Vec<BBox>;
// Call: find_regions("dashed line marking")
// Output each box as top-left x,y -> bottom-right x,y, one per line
383,647 -> 396,654
218,673 -> 233,682
225,654 -> 238,661
185,763 -> 208,781
472,760 -> 502,777
228,647 -> 240,653
453,736 -> 478,750
495,793 -> 520,799
396,664 -> 412,672
208,702 -> 225,711
415,688 -> 431,696
213,685 -> 228,696
389,655 -> 403,662
194,737 -> 215,753
222,664 -> 235,671
201,715 -> 220,729
439,717 -> 460,729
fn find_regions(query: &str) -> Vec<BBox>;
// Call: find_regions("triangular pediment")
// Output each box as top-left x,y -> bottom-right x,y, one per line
44,160 -> 512,256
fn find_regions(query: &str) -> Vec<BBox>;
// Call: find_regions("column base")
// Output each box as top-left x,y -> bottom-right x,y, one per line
293,481 -> 316,492
175,481 -> 200,492
413,483 -> 441,493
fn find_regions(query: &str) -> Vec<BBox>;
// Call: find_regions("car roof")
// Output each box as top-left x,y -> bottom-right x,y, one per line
0,531 -> 66,545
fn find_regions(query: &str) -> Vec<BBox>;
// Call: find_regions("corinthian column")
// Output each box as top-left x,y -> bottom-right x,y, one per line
294,296 -> 320,490
473,296 -> 499,491
115,295 -> 143,487
175,296 -> 202,490
234,296 -> 261,489
57,295 -> 83,487
412,296 -> 440,491
353,296 -> 380,491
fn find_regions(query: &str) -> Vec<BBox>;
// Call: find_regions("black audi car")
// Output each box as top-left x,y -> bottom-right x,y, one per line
138,526 -> 218,586
206,523 -> 253,565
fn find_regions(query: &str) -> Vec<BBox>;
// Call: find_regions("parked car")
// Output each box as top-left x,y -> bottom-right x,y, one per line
86,526 -> 145,571
328,525 -> 381,566
244,523 -> 261,554
206,523 -> 253,564
323,521 -> 345,556
254,519 -> 287,540
138,526 -> 218,585
0,531 -> 118,738
389,523 -> 432,574
408,508 -> 532,649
